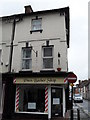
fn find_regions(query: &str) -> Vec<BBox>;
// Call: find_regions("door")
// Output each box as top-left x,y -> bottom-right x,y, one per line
51,87 -> 63,118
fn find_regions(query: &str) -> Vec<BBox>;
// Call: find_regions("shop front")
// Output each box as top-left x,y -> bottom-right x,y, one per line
2,72 -> 70,120
13,73 -> 68,120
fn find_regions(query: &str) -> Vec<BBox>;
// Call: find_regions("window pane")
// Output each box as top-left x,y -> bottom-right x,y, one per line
22,59 -> 31,69
32,19 -> 41,30
23,48 -> 31,58
15,85 -> 45,112
43,58 -> 53,68
44,48 -> 52,57
32,19 -> 41,25
32,25 -> 41,30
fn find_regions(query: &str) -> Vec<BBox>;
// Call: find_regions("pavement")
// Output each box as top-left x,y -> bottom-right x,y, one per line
0,109 -> 2,120
64,100 -> 90,120
76,99 -> 90,117
77,104 -> 90,117
0,113 -> 2,120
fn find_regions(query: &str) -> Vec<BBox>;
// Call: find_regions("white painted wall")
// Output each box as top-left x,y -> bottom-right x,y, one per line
0,11 -> 68,73
12,12 -> 68,73
14,13 -> 66,44
2,21 -> 12,44
0,20 -> 13,73
0,20 -> 2,72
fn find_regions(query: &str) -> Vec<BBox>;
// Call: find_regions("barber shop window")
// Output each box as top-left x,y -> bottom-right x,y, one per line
43,46 -> 53,69
15,85 -> 45,113
22,47 -> 32,70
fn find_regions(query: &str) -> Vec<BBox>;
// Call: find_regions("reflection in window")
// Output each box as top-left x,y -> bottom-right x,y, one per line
43,47 -> 53,69
22,48 -> 32,70
32,19 -> 42,31
15,85 -> 45,113
43,58 -> 53,68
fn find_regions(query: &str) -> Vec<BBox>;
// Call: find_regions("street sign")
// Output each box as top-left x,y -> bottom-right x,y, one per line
67,73 -> 77,83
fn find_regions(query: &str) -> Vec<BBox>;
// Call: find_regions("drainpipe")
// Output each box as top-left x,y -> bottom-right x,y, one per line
8,16 -> 22,72
8,17 -> 16,72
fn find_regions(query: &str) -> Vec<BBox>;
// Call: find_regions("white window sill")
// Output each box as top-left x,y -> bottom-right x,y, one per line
30,29 -> 43,34
41,69 -> 55,71
21,69 -> 32,71
15,111 -> 48,115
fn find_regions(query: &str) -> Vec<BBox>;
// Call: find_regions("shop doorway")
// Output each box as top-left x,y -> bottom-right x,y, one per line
51,87 -> 63,118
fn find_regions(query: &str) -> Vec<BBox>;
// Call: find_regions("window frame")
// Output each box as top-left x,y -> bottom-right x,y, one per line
21,47 -> 32,70
42,46 -> 54,69
30,18 -> 43,34
14,85 -> 48,115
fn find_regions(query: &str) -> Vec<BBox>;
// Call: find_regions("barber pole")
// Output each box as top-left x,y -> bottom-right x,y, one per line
15,86 -> 19,112
13,78 -> 16,84
64,77 -> 68,83
45,86 -> 48,112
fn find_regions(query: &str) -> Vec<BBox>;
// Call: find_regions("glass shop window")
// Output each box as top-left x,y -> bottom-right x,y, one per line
15,85 -> 45,113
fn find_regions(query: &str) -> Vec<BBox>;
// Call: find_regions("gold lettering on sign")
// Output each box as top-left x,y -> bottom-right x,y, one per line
23,78 -> 57,83
15,77 -> 65,84
47,78 -> 56,83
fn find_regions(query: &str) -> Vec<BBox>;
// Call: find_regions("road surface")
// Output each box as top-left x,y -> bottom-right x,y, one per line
73,99 -> 90,120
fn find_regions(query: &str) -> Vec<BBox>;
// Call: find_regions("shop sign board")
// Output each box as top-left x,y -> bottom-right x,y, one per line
13,77 -> 67,84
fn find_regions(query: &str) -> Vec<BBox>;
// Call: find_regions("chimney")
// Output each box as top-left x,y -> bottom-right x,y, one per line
24,5 -> 33,14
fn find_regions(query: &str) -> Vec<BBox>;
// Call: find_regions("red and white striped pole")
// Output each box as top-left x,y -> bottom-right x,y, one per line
15,86 -> 19,112
13,78 -> 16,84
45,86 -> 48,112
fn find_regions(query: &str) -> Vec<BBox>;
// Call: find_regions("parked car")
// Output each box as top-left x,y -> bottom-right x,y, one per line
73,94 -> 83,103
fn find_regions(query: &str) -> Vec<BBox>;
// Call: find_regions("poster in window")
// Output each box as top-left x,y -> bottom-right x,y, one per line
28,103 -> 36,109
53,98 -> 60,105
52,89 -> 56,93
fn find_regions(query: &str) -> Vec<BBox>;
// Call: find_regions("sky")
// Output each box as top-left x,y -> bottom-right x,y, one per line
0,0 -> 89,82
89,2 -> 90,80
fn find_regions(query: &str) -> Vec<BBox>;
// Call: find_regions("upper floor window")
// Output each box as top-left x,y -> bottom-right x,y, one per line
22,48 -> 32,70
32,19 -> 42,31
43,46 -> 53,69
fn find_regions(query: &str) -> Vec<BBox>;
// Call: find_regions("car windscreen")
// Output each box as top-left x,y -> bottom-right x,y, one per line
74,94 -> 81,97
